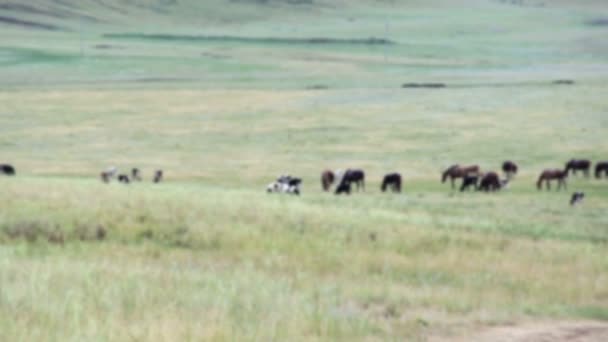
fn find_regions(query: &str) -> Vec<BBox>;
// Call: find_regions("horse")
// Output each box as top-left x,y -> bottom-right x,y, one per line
460,174 -> 479,192
595,162 -> 608,179
334,180 -> 351,195
0,164 -> 15,176
321,170 -> 335,191
565,159 -> 591,177
118,174 -> 130,184
502,160 -> 518,179
570,192 -> 585,206
267,174 -> 301,195
341,169 -> 365,191
153,170 -> 163,183
131,168 -> 142,181
442,164 -> 480,189
537,169 -> 567,190
100,166 -> 117,183
381,173 -> 401,193
478,172 -> 504,192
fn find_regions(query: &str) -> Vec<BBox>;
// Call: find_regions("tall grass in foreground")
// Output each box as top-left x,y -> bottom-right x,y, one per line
1,177 -> 607,340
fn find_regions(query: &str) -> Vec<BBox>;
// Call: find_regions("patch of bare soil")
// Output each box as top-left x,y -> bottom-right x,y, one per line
438,321 -> 608,342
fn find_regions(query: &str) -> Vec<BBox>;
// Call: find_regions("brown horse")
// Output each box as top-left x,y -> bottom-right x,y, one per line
321,169 -> 335,191
565,159 -> 591,177
442,164 -> 480,189
595,162 -> 608,179
537,169 -> 567,190
502,160 -> 518,179
153,170 -> 163,183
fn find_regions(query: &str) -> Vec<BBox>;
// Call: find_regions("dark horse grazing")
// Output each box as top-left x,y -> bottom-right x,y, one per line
478,172 -> 502,192
334,181 -> 351,195
153,170 -> 163,183
118,174 -> 130,184
595,162 -> 608,179
502,160 -> 518,179
442,164 -> 480,189
321,169 -> 335,191
537,169 -> 567,190
0,164 -> 15,176
460,174 -> 479,192
341,169 -> 365,192
381,173 -> 401,193
565,159 -> 591,177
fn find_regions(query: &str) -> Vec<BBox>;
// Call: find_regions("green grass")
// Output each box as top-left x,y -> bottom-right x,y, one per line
1,0 -> 608,340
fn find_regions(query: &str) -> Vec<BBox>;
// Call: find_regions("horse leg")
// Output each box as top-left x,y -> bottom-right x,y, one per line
546,180 -> 551,191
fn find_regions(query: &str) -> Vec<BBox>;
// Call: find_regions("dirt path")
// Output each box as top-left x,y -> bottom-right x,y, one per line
439,321 -> 608,342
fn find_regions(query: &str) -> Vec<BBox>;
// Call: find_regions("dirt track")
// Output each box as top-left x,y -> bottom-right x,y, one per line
438,321 -> 608,342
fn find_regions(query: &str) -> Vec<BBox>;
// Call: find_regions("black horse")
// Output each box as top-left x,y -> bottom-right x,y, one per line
460,174 -> 479,192
595,162 -> 608,179
478,172 -> 502,192
118,174 -> 130,184
502,160 -> 518,179
153,170 -> 163,183
565,159 -> 591,177
0,164 -> 15,176
381,173 -> 401,193
335,181 -> 351,195
341,169 -> 365,191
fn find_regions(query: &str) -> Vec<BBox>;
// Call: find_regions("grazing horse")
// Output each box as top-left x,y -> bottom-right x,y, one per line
595,162 -> 608,179
0,164 -> 15,176
334,181 -> 351,195
342,169 -> 365,192
381,173 -> 401,193
118,174 -> 130,184
570,192 -> 585,206
321,170 -> 335,191
153,170 -> 163,183
267,174 -> 301,195
131,168 -> 142,181
460,174 -> 479,192
502,160 -> 518,179
537,169 -> 567,190
478,172 -> 503,192
565,159 -> 591,177
442,164 -> 480,189
100,166 -> 117,183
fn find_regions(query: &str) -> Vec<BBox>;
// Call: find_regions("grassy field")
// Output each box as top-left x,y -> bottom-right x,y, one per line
1,0 -> 608,340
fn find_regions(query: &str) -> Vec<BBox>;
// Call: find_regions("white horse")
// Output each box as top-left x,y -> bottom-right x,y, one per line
266,174 -> 301,195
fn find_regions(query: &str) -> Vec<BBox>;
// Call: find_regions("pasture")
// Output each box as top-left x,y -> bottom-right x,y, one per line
1,0 -> 608,340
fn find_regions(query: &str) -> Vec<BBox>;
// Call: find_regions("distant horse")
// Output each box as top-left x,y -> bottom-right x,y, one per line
537,169 -> 567,190
342,169 -> 365,192
0,164 -> 15,176
442,164 -> 480,189
460,174 -> 479,192
478,172 -> 503,192
118,174 -> 130,184
334,181 -> 351,195
502,160 -> 518,179
321,170 -> 335,191
595,162 -> 608,179
267,174 -> 301,195
381,173 -> 401,193
131,168 -> 142,181
570,192 -> 585,206
100,166 -> 117,183
565,159 -> 591,177
153,170 -> 163,183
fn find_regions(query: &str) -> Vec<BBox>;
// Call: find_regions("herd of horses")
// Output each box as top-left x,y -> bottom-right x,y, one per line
267,158 -> 608,197
2,159 -> 607,200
